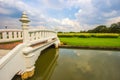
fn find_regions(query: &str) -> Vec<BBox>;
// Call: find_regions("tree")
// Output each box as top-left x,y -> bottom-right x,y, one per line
90,25 -> 108,33
109,22 -> 120,33
87,22 -> 120,33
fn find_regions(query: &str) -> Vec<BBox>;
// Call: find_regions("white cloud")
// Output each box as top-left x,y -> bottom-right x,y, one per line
57,18 -> 80,31
0,7 -> 13,14
102,10 -> 117,17
62,18 -> 79,27
30,26 -> 46,30
0,0 -> 120,31
39,0 -> 65,10
1,0 -> 43,17
106,16 -> 120,26
0,0 -> 95,31
75,0 -> 98,24
0,0 -> 98,31
43,17 -> 81,32
0,17 -> 21,29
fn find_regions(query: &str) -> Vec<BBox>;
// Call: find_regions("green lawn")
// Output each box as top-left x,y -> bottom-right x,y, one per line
59,37 -> 120,47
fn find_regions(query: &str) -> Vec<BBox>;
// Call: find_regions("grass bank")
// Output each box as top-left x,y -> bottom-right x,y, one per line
59,37 -> 120,49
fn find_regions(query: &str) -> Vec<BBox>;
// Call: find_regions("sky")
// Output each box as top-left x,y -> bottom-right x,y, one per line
0,0 -> 120,32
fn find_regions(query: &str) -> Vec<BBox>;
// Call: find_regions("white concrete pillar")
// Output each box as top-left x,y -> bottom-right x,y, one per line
39,32 -> 42,39
14,32 -> 17,39
2,32 -> 7,40
8,32 -> 12,39
19,12 -> 30,43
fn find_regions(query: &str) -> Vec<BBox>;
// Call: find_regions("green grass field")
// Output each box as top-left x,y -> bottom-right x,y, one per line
59,37 -> 120,47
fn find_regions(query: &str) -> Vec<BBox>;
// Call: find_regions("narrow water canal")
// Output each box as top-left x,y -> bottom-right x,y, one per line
27,48 -> 120,80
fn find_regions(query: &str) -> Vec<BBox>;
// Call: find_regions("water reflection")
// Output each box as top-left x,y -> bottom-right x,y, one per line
27,48 -> 120,80
28,48 -> 59,80
50,49 -> 120,80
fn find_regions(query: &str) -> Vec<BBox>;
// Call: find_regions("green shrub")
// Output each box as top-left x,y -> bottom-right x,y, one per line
92,33 -> 119,38
58,34 -> 74,37
74,34 -> 91,38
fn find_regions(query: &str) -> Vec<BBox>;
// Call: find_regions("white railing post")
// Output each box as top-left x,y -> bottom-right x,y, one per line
2,32 -> 7,40
19,12 -> 30,43
8,32 -> 12,39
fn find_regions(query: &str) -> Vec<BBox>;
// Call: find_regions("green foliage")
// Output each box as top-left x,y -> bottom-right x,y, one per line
91,33 -> 119,38
74,34 -> 91,38
87,22 -> 120,33
91,25 -> 108,33
58,34 -> 74,37
109,22 -> 120,33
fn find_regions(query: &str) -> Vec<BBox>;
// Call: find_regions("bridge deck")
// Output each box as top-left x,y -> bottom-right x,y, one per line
0,41 -> 22,59
0,49 -> 10,59
0,41 -> 22,50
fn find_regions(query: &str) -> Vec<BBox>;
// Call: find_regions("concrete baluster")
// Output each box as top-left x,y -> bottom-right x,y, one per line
36,32 -> 38,40
14,32 -> 17,39
46,31 -> 48,37
18,32 -> 21,38
40,31 -> 42,39
45,31 -> 47,38
44,31 -> 46,38
43,31 -> 45,38
46,31 -> 47,38
41,31 -> 43,39
42,31 -> 44,38
38,32 -> 40,39
9,32 -> 12,39
31,33 -> 34,41
2,32 -> 7,40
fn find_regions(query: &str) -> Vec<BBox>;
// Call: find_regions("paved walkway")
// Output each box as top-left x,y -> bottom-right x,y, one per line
0,41 -> 22,50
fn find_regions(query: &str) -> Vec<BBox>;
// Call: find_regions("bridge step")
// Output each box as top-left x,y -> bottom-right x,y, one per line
0,49 -> 10,59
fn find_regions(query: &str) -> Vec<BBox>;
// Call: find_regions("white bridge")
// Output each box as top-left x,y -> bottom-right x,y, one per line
0,12 -> 60,80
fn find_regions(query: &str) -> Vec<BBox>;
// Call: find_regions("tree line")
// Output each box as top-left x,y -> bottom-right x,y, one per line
87,22 -> 120,33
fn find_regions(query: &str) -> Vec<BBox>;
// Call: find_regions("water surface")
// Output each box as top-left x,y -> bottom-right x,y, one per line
28,48 -> 120,80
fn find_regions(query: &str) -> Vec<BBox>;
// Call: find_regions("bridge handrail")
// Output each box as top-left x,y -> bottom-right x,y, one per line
0,29 -> 23,43
28,29 -> 57,45
0,29 -> 57,44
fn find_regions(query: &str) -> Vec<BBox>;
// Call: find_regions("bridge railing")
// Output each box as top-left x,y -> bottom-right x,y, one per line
27,29 -> 57,45
0,29 -> 57,43
0,29 -> 23,43
29,29 -> 56,41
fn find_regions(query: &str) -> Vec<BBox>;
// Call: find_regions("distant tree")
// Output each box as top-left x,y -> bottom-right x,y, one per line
80,31 -> 86,33
69,31 -> 75,33
87,30 -> 93,33
109,22 -> 120,33
58,31 -> 63,33
91,25 -> 108,33
86,22 -> 120,33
